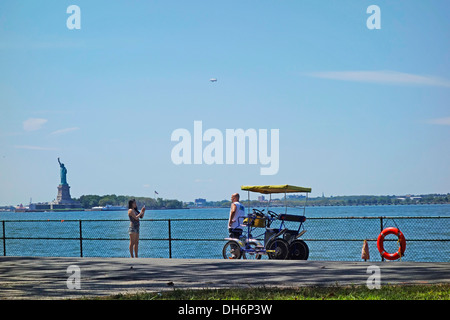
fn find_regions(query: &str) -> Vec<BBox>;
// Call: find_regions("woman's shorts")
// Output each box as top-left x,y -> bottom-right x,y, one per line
128,227 -> 139,234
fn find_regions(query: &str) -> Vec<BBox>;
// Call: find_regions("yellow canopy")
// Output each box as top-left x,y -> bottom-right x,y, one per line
241,184 -> 311,194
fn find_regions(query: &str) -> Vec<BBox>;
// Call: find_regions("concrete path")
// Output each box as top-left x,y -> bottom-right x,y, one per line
0,256 -> 449,299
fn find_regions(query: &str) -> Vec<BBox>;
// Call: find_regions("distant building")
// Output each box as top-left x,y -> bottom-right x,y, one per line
286,194 -> 306,200
195,198 -> 206,207
397,195 -> 422,201
258,195 -> 265,201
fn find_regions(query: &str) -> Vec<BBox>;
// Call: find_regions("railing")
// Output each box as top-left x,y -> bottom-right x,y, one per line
1,216 -> 449,261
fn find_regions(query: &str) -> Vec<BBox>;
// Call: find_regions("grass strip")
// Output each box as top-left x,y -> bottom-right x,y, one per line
95,284 -> 449,300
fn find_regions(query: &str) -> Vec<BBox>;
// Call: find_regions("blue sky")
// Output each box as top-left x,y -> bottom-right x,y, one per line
1,1 -> 449,205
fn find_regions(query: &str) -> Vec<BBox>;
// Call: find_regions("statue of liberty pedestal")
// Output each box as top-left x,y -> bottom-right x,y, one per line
47,157 -> 82,210
56,157 -> 73,204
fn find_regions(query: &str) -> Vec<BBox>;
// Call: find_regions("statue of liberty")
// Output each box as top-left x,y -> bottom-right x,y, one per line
58,157 -> 68,185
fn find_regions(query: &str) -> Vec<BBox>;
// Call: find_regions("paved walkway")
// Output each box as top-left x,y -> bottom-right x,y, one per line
0,256 -> 449,299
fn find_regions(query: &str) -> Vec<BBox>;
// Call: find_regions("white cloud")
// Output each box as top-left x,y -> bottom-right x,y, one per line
50,127 -> 80,135
23,118 -> 48,131
426,117 -> 450,126
14,145 -> 57,151
306,71 -> 450,88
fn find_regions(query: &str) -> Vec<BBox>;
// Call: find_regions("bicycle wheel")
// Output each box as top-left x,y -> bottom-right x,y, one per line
289,239 -> 309,260
242,242 -> 262,260
222,240 -> 242,259
266,238 -> 289,260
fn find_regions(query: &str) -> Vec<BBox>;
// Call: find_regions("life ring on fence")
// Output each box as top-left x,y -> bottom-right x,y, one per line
377,227 -> 406,261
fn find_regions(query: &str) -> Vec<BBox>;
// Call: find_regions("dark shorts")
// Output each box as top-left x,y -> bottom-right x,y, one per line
128,226 -> 139,234
228,228 -> 243,239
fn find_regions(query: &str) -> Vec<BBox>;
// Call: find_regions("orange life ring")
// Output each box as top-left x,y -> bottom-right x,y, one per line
377,227 -> 406,260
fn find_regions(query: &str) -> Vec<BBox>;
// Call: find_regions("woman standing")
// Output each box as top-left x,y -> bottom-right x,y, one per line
128,199 -> 145,258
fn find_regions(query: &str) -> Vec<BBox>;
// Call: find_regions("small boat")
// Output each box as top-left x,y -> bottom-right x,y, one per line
102,205 -> 127,211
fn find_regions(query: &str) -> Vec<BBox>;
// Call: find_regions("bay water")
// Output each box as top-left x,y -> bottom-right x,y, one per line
1,204 -> 449,261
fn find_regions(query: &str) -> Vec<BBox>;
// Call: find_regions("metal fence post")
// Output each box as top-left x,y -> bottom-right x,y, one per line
380,217 -> 384,262
168,219 -> 172,258
2,221 -> 5,256
79,220 -> 83,257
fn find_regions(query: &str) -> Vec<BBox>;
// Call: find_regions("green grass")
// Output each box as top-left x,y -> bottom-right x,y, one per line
99,284 -> 450,300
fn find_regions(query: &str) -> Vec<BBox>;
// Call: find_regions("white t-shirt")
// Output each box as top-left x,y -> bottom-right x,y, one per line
230,201 -> 246,229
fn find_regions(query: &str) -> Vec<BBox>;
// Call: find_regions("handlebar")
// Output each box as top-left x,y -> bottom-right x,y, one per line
252,208 -> 265,217
267,210 -> 279,219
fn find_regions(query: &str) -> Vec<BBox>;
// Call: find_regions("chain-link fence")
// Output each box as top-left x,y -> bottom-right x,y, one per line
1,216 -> 449,262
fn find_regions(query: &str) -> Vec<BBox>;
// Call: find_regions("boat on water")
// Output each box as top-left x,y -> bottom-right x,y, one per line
90,205 -> 127,211
103,205 -> 127,211
14,204 -> 28,212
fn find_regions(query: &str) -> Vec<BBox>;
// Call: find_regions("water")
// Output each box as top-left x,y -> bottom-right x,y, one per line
2,203 -> 449,221
1,204 -> 449,261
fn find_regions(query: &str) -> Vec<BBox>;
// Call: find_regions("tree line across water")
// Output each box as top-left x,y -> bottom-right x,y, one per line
74,193 -> 450,209
75,194 -> 184,209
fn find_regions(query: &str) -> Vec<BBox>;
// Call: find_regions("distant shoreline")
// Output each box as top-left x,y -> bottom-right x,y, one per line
4,202 -> 448,213
190,202 -> 450,209
2,193 -> 449,212
4,208 -> 190,212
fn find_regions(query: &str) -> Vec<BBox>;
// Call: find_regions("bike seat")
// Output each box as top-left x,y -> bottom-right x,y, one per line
279,214 -> 306,222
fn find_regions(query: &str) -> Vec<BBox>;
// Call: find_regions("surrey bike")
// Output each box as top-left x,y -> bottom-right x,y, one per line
222,184 -> 311,260
222,208 -> 288,260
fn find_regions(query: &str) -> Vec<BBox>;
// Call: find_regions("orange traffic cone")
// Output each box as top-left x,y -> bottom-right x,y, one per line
361,239 -> 370,261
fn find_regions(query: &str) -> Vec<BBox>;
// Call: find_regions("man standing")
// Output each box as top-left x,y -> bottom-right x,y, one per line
228,193 -> 246,238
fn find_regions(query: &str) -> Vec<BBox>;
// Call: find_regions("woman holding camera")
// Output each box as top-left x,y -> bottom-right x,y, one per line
128,199 -> 145,258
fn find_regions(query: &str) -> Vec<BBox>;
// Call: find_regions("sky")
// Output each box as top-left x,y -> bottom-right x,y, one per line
0,1 -> 449,206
